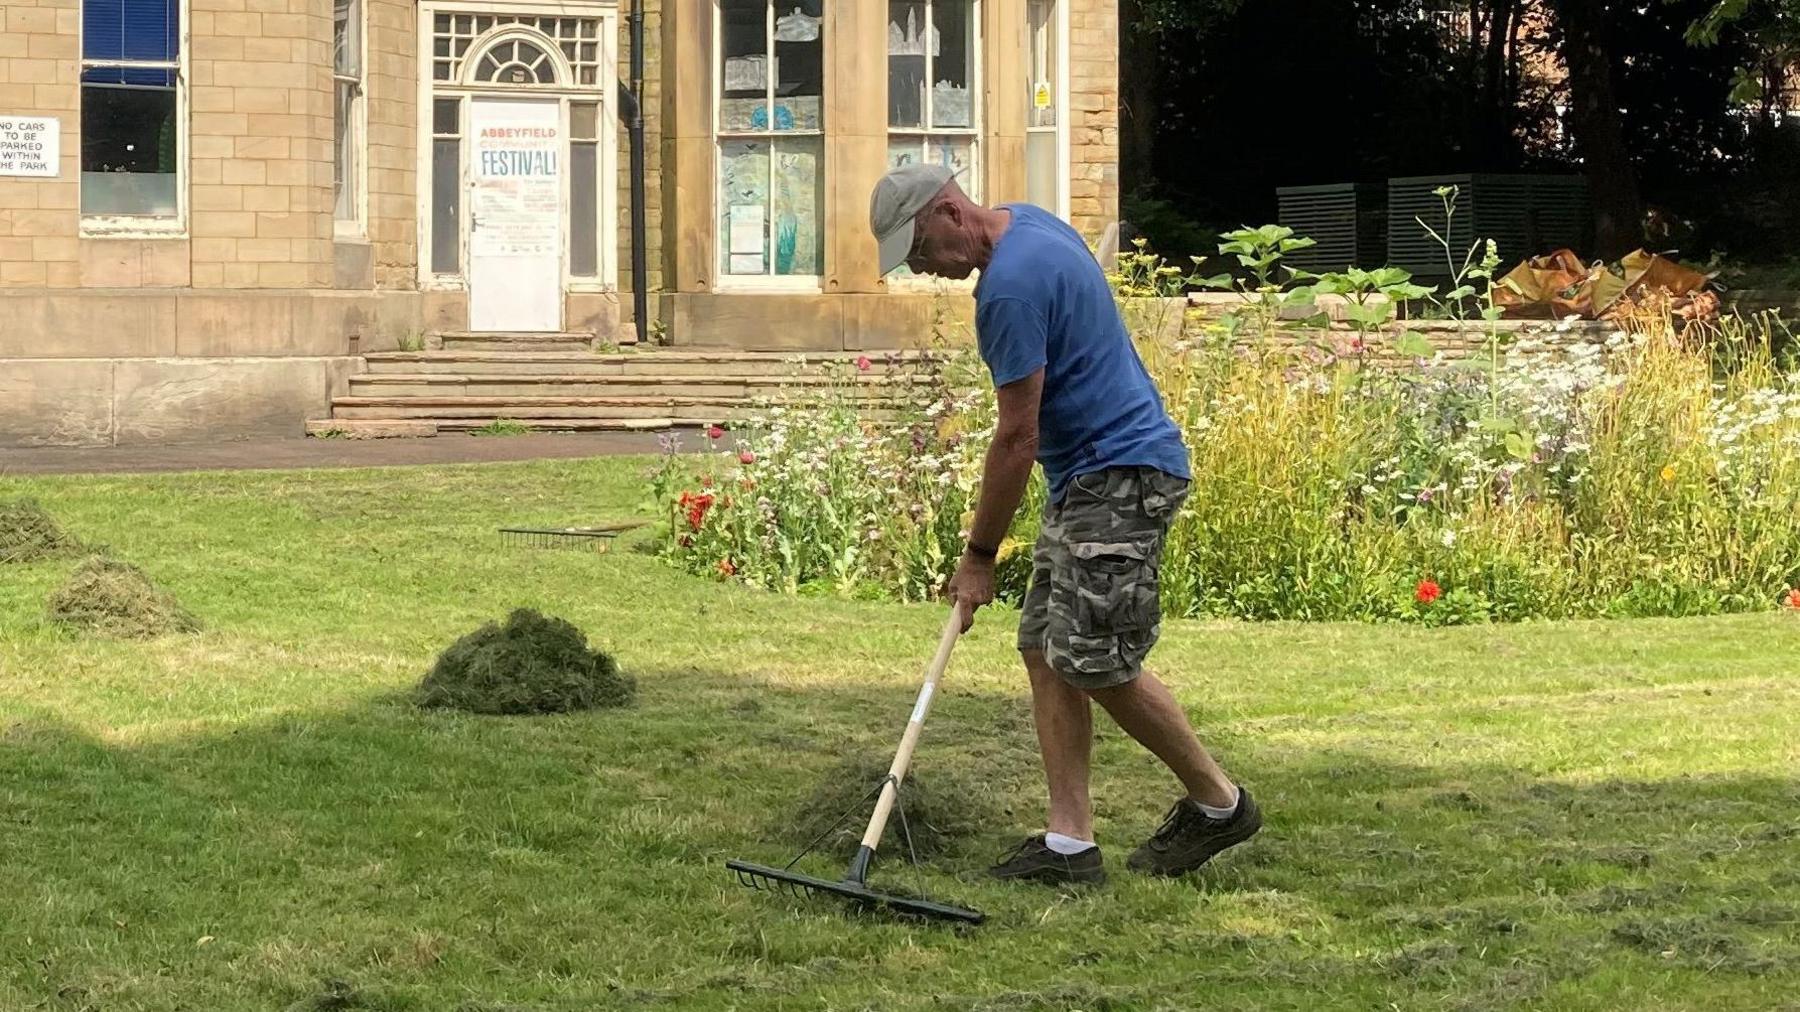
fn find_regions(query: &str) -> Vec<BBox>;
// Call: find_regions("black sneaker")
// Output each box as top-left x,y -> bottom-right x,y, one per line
1126,788 -> 1262,878
988,835 -> 1107,886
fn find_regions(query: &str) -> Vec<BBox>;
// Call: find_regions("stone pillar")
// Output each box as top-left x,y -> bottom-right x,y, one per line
368,0 -> 418,291
618,0 -> 666,300
982,0 -> 1028,207
1067,0 -> 1118,238
661,0 -> 713,294
828,1 -> 888,295
187,0 -> 334,289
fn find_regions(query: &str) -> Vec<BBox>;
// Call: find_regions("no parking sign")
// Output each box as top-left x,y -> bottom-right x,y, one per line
0,116 -> 59,177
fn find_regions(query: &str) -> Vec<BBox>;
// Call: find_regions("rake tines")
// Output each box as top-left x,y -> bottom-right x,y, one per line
497,522 -> 647,554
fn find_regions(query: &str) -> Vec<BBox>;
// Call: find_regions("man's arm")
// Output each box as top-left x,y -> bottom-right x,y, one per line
946,368 -> 1044,630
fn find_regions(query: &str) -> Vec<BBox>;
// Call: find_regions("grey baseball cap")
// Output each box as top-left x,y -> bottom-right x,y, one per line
869,163 -> 954,275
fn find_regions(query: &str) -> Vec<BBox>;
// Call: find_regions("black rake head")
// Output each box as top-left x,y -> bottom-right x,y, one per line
726,859 -> 984,926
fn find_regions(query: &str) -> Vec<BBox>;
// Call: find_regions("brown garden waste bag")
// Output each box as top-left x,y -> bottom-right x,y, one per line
1493,248 -> 1715,321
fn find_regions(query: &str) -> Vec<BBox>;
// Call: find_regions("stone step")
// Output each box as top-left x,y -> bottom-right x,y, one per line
437,331 -> 597,353
433,416 -> 760,432
332,395 -> 919,421
362,349 -> 941,377
348,372 -> 935,399
305,418 -> 440,439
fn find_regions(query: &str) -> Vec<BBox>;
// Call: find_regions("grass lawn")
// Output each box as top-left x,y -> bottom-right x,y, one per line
2,457 -> 1798,1012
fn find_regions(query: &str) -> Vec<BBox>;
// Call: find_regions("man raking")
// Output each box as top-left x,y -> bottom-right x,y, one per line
869,164 -> 1261,885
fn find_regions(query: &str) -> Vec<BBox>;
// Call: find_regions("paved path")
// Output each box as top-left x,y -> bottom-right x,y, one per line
0,432 -> 678,476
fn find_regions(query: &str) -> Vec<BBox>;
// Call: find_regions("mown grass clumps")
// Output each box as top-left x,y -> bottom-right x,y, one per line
416,608 -> 634,715
45,556 -> 201,639
0,499 -> 85,564
787,755 -> 1006,862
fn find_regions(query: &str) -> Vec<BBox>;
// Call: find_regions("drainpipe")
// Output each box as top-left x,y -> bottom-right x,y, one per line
620,0 -> 650,345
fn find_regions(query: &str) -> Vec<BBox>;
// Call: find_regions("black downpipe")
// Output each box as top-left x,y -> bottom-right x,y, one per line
621,0 -> 650,345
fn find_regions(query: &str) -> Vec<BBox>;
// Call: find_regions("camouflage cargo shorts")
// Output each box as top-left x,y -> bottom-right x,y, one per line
1018,466 -> 1190,690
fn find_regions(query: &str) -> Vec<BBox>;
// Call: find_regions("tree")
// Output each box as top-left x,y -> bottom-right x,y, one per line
1547,0 -> 1643,256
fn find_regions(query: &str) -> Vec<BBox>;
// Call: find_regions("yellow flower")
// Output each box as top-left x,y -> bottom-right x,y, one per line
1659,464 -> 1677,483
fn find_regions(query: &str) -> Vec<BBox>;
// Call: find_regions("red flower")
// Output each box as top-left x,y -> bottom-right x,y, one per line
1415,579 -> 1442,605
679,490 -> 716,530
855,355 -> 873,372
707,424 -> 725,441
717,558 -> 737,577
1784,588 -> 1800,610
739,450 -> 757,465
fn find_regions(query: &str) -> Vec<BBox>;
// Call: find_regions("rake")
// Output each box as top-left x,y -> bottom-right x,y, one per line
727,607 -> 984,926
497,521 -> 646,553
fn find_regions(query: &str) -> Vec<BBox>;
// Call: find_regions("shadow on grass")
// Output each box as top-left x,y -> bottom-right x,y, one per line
3,667 -> 1798,1010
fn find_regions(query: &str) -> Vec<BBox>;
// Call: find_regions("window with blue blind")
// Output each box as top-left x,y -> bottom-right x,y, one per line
80,0 -> 181,222
81,0 -> 179,63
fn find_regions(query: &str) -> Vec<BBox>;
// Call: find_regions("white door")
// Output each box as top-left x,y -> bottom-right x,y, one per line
468,97 -> 563,332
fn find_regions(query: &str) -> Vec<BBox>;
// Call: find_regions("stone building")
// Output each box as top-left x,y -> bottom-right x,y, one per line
0,0 -> 1120,445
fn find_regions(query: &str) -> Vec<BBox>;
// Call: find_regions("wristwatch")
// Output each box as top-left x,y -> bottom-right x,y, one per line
965,541 -> 998,561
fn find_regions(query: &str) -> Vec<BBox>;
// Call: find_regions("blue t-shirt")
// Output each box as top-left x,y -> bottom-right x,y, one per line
974,204 -> 1190,502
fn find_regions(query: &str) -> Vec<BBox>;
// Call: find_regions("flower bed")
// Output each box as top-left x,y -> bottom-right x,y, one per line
649,240 -> 1800,624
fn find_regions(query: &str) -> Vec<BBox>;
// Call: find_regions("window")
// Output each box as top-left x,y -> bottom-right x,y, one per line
429,97 -> 461,275
433,14 -> 604,86
1025,0 -> 1062,214
80,0 -> 182,225
886,0 -> 978,197
334,0 -> 365,232
716,0 -> 824,281
475,39 -> 558,84
570,100 -> 600,277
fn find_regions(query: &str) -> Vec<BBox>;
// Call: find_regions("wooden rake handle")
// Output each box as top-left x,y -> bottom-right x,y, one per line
852,605 -> 966,872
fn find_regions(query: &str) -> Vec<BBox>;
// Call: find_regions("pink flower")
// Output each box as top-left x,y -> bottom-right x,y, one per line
855,356 -> 872,372
739,450 -> 757,465
707,424 -> 725,441
1784,588 -> 1800,610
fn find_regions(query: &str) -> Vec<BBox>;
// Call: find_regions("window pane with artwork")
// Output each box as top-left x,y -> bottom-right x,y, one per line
716,0 -> 824,279
887,0 -> 979,253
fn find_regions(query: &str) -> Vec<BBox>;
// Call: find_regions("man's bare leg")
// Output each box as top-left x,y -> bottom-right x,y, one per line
1023,649 -> 1095,840
1088,671 -> 1236,809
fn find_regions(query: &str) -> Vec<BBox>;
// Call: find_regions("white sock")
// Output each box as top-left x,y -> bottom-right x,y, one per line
1044,831 -> 1097,855
1197,787 -> 1241,821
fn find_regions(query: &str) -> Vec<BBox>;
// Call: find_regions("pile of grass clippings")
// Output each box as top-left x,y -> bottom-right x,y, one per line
416,608 -> 634,715
45,556 -> 201,639
787,755 -> 1005,862
0,499 -> 84,564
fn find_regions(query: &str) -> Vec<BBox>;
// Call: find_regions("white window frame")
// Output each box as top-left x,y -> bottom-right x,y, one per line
78,0 -> 190,237
414,1 -> 619,294
334,0 -> 369,239
886,0 -> 982,291
1025,0 -> 1069,219
886,0 -> 983,194
712,0 -> 826,293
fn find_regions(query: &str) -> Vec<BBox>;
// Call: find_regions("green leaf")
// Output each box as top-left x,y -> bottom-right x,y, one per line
1198,274 -> 1234,290
1504,432 -> 1535,461
1478,415 -> 1519,434
1384,283 -> 1436,303
1395,332 -> 1435,358
1277,236 -> 1317,253
1444,285 -> 1478,302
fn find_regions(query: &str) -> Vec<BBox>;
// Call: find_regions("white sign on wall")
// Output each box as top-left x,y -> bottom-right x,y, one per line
0,116 -> 59,177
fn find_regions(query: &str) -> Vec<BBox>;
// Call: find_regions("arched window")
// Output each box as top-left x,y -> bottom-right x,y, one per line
471,36 -> 562,85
